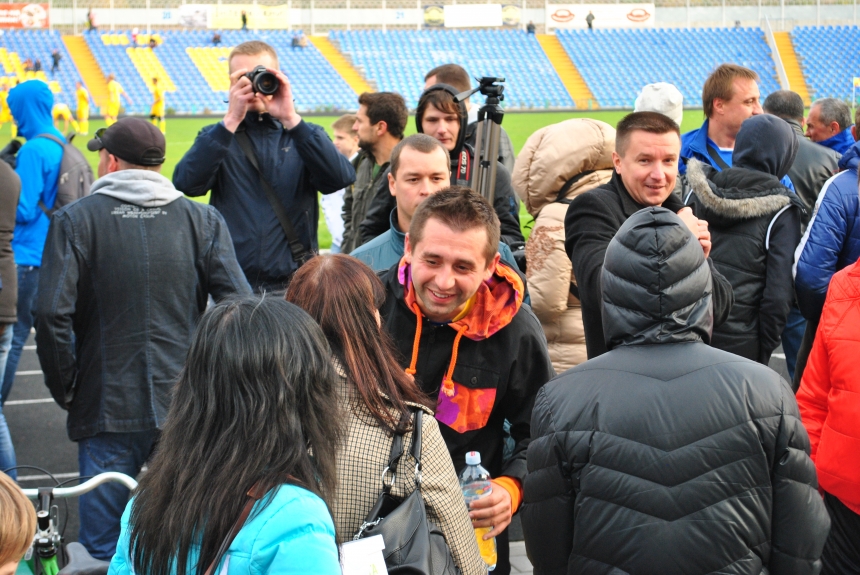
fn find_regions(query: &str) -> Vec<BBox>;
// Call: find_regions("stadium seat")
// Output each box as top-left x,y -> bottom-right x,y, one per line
792,26 -> 858,100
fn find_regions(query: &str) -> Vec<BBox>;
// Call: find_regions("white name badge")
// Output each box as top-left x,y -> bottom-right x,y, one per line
340,535 -> 388,575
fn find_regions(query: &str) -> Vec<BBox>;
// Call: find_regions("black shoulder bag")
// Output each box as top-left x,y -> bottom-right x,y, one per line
234,130 -> 315,268
353,409 -> 460,575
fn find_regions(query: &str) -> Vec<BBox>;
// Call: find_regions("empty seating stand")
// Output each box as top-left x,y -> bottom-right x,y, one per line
332,29 -> 575,109
792,26 -> 859,100
556,27 -> 781,108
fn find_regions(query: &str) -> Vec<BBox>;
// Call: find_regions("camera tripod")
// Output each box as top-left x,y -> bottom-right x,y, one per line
455,77 -> 505,205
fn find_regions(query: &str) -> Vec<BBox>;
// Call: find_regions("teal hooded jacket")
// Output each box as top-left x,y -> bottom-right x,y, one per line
7,80 -> 64,267
108,484 -> 341,575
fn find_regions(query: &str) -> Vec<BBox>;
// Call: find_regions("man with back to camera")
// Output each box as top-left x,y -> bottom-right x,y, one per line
523,206 -> 829,575
35,118 -> 251,560
340,91 -> 407,253
173,40 -> 355,291
0,80 -> 66,408
350,134 -> 520,272
806,98 -> 855,155
566,112 -> 734,359
378,189 -> 553,575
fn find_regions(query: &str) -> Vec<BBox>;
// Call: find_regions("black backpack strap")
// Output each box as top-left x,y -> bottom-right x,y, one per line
705,141 -> 731,171
35,133 -> 66,217
234,130 -> 312,266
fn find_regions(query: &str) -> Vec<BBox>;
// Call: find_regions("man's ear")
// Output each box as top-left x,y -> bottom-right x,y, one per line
404,233 -> 413,263
612,150 -> 622,173
830,121 -> 841,136
376,120 -> 389,137
484,252 -> 501,280
108,153 -> 120,174
388,171 -> 396,196
712,98 -> 724,116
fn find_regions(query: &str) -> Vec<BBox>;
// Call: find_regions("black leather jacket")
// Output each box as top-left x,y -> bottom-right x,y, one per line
35,171 -> 251,440
784,118 -> 841,218
523,207 -> 829,575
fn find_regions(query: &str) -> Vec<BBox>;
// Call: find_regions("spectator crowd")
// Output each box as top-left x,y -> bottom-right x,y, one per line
0,40 -> 858,575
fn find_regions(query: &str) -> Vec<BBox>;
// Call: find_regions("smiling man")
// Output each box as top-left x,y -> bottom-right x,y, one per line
379,188 -> 553,575
566,111 -> 734,359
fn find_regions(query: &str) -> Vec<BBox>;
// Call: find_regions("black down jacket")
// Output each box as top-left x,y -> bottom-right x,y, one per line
522,207 -> 829,575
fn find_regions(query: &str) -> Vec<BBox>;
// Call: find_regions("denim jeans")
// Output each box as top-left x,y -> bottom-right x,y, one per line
1,266 -> 40,405
780,304 -> 806,382
78,430 -> 159,560
0,323 -> 16,479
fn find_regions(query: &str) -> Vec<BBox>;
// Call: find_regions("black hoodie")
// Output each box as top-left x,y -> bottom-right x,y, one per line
360,84 -> 525,249
685,114 -> 805,365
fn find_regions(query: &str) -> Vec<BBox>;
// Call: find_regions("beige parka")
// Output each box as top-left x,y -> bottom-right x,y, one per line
512,119 -> 616,373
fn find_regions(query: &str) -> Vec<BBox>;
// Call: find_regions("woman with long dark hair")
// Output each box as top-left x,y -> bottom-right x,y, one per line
108,295 -> 343,575
286,255 -> 485,575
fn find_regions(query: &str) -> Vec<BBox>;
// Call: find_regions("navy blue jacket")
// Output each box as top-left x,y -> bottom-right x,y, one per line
173,114 -> 355,289
794,139 -> 860,321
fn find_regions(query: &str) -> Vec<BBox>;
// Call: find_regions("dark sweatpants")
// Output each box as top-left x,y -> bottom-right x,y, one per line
821,492 -> 860,575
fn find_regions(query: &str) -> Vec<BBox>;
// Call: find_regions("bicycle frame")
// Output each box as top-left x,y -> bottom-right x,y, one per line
14,473 -> 139,575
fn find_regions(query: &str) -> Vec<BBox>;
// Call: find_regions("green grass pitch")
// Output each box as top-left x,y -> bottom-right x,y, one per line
0,110 -> 706,248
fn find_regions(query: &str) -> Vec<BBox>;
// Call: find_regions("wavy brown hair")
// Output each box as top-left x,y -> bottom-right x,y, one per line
286,255 -> 431,432
127,295 -> 342,575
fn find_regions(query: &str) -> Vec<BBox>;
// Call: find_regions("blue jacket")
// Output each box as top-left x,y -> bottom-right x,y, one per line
7,80 -> 64,267
680,119 -> 795,190
173,114 -> 355,289
794,138 -> 860,321
108,484 -> 341,575
818,127 -> 855,155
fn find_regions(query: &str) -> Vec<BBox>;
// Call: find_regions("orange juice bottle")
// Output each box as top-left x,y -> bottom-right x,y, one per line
460,451 -> 497,571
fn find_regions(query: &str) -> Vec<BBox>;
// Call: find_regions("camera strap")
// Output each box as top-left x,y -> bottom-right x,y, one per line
234,130 -> 312,266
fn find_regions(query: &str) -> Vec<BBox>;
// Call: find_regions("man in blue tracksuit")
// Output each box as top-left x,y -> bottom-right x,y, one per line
173,41 -> 355,291
793,120 -> 860,387
806,98 -> 854,155
0,80 -> 64,407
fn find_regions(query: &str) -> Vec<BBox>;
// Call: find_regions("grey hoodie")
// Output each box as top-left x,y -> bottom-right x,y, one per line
92,169 -> 183,207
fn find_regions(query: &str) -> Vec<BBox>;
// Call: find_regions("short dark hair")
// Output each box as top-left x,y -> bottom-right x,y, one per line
358,92 -> 408,139
702,63 -> 758,118
813,98 -> 852,132
615,111 -> 680,156
409,186 -> 500,265
762,90 -> 805,122
390,134 -> 449,178
424,64 -> 471,94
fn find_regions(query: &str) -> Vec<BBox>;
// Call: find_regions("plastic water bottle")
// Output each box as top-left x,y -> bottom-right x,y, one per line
459,451 -> 497,571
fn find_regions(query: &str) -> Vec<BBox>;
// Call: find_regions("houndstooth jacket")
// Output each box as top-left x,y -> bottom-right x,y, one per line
332,370 -> 487,575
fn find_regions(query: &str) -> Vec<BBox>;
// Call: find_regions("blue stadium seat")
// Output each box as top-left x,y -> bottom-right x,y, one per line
792,26 -> 858,101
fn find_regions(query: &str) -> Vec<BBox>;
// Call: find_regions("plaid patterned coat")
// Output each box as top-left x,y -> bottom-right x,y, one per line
332,373 -> 487,575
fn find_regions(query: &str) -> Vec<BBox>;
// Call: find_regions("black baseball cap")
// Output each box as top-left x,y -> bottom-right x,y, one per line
87,117 -> 165,166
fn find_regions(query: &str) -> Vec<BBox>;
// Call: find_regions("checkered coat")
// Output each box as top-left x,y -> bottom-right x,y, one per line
332,374 -> 487,575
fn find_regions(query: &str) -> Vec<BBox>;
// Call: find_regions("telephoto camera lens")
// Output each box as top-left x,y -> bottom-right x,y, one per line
246,65 -> 280,96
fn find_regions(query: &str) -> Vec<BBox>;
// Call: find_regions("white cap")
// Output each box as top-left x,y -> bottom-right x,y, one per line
465,451 -> 481,465
634,82 -> 684,126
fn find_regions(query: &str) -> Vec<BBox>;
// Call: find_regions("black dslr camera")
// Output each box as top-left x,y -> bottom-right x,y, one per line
245,65 -> 279,96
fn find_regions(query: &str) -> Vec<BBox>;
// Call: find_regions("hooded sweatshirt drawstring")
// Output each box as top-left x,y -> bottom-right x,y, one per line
405,300 -> 423,377
440,325 -> 467,397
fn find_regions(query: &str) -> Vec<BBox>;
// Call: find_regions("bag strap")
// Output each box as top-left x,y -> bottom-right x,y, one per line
234,130 -> 312,265
34,133 -> 66,217
203,481 -> 269,575
410,409 -> 423,486
705,141 -> 731,171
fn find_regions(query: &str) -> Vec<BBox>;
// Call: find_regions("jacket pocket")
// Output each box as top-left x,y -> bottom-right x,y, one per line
435,364 -> 499,433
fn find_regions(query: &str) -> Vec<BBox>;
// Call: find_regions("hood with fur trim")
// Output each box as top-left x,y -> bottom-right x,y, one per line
685,158 -> 805,227
513,118 -> 615,216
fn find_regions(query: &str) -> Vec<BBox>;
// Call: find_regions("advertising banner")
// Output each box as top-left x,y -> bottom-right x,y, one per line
0,3 -> 48,28
501,4 -> 521,26
423,5 -> 444,26
546,3 -> 654,29
178,4 -> 210,28
444,4 -> 502,28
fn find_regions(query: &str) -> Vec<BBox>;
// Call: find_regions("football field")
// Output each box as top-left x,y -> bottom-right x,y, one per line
0,110 -> 706,246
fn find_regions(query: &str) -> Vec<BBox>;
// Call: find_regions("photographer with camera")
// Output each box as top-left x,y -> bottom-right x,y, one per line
174,41 -> 355,292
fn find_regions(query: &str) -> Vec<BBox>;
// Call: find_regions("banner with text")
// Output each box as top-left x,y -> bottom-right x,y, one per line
0,3 -> 48,28
444,4 -> 502,27
546,3 -> 654,29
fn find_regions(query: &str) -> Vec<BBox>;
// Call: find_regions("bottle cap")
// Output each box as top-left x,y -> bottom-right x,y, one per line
465,451 -> 481,465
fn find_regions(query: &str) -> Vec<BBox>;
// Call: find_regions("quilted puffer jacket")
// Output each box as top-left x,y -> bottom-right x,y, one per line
797,258 -> 860,516
513,119 -> 615,373
794,138 -> 860,322
522,206 -> 829,575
